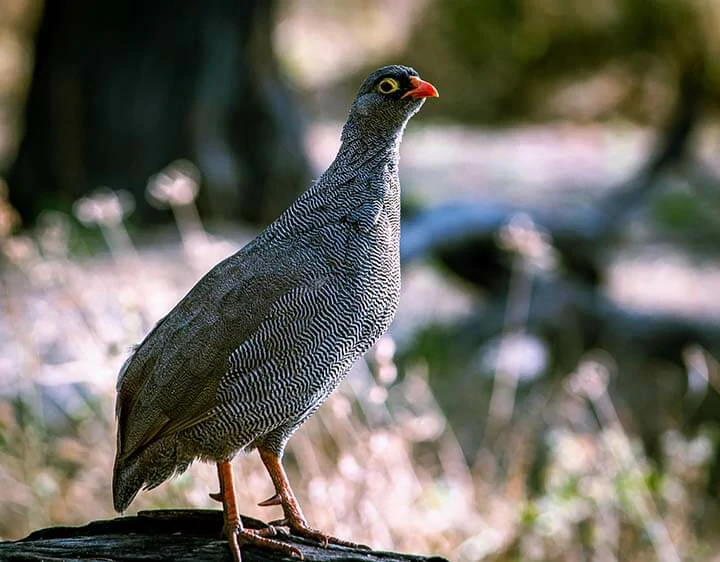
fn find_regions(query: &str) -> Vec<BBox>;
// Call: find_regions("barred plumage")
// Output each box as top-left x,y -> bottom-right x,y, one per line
112,65 -> 437,560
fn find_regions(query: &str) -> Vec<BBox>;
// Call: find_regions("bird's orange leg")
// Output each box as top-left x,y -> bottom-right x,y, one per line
258,448 -> 369,550
214,460 -> 302,561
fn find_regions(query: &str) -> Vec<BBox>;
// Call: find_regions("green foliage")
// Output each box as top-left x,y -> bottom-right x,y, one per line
652,190 -> 701,229
404,0 -> 706,123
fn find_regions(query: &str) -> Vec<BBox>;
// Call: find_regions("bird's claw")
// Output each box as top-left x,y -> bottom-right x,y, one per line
258,493 -> 283,507
225,525 -> 303,561
274,519 -> 369,550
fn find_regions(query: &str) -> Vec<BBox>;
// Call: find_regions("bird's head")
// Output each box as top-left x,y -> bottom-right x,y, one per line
346,65 -> 439,137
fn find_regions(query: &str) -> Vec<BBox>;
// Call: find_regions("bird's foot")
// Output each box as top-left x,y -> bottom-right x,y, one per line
255,450 -> 369,551
225,525 -> 303,561
269,517 -> 370,550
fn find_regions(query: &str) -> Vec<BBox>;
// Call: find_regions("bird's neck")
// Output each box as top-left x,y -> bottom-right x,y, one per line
324,123 -> 405,199
339,118 -> 406,160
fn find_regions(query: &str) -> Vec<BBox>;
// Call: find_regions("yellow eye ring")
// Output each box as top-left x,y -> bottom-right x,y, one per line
377,78 -> 400,95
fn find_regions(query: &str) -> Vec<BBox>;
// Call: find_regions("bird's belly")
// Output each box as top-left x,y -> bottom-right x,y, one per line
205,228 -> 400,455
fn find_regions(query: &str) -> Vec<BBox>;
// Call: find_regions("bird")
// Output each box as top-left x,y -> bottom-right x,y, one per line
112,65 -> 438,561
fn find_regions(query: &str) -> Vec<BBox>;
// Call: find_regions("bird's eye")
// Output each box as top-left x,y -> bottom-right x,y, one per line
377,78 -> 400,95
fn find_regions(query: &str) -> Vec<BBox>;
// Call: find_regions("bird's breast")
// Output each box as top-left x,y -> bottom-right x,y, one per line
343,208 -> 401,341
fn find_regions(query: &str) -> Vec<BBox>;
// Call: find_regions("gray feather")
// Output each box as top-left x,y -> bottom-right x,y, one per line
112,65 -> 430,512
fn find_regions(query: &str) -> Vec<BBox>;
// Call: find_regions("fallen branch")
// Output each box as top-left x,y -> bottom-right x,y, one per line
0,509 -> 449,562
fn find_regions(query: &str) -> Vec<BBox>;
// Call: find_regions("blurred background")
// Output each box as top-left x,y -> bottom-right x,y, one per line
2,0 -> 720,560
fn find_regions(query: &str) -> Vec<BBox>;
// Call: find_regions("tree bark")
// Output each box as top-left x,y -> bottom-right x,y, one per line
0,510 -> 449,562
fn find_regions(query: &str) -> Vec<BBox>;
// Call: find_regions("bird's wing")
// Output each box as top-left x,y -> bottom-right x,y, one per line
114,243 -> 307,464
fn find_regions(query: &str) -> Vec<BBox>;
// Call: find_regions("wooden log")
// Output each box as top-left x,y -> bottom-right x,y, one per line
0,509 -> 448,562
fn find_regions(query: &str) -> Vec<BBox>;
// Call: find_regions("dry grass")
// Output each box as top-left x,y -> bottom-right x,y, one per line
1,169 -> 719,562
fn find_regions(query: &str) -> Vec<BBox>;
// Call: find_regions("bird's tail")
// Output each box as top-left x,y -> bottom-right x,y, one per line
112,439 -> 190,512
112,454 -> 145,512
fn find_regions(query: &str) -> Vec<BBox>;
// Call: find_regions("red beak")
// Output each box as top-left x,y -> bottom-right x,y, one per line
402,76 -> 439,100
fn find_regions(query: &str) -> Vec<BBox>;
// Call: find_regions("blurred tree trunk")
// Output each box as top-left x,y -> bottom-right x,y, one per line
7,0 -> 311,226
